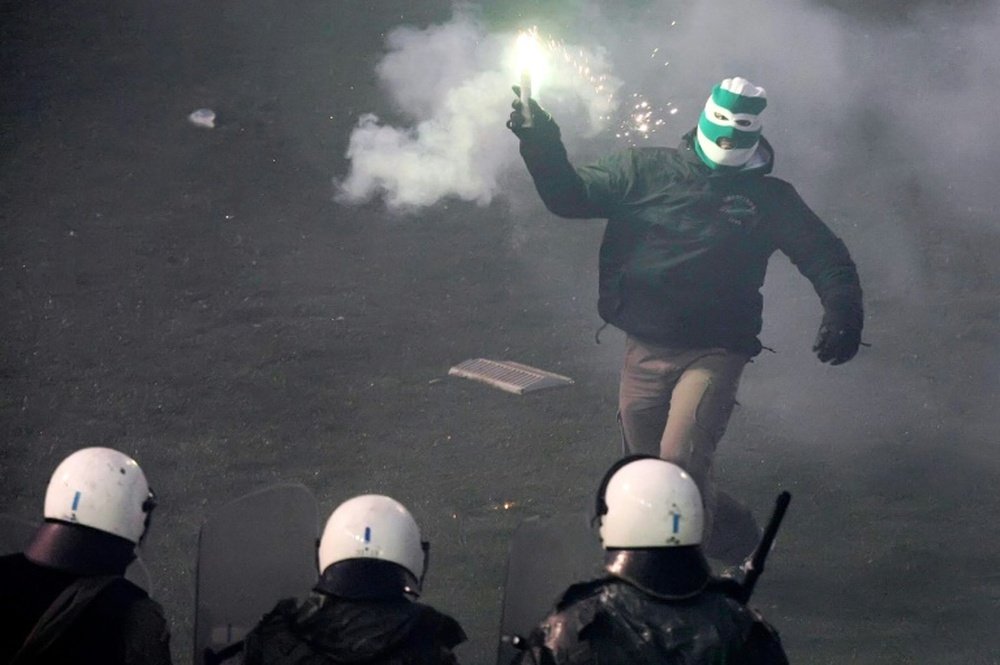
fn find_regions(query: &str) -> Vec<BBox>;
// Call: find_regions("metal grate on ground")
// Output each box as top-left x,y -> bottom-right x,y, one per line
448,358 -> 575,395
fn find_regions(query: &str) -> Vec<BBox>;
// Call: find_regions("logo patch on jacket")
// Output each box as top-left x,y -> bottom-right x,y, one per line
719,194 -> 758,227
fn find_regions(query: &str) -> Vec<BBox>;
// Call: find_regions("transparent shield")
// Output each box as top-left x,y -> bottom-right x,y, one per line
496,511 -> 604,665
194,484 -> 319,665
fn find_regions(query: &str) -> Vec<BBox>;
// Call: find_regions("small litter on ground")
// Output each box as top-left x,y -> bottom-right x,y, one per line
188,108 -> 216,128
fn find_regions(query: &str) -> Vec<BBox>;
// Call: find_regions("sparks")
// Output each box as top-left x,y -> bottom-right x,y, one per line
615,89 -> 677,146
507,30 -> 681,147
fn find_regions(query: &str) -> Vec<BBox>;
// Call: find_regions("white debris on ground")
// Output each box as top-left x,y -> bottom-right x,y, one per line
448,358 -> 574,395
188,108 -> 216,128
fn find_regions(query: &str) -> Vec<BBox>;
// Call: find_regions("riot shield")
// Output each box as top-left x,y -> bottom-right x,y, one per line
0,513 -> 152,590
496,512 -> 605,665
193,483 -> 319,665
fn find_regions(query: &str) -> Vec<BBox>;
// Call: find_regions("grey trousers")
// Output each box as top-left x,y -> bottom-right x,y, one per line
618,335 -> 760,563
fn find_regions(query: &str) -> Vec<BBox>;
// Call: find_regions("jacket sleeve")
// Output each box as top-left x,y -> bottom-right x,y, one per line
517,127 -> 626,219
766,179 -> 864,330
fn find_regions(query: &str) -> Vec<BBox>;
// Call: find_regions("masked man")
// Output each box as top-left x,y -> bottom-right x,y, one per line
508,76 -> 863,562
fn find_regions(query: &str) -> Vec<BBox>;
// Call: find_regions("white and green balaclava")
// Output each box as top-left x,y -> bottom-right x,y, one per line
694,77 -> 767,170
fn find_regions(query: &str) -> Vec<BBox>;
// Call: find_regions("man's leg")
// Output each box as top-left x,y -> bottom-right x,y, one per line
657,350 -> 745,484
657,350 -> 757,563
617,336 -> 686,457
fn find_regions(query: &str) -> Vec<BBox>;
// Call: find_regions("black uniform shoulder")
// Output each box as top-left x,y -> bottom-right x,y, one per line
92,576 -> 167,638
115,589 -> 172,665
553,577 -> 616,611
0,554 -> 171,665
0,551 -> 38,575
102,575 -> 152,602
408,600 -> 467,648
534,577 -> 621,650
705,591 -> 789,665
0,552 -> 150,607
696,587 -> 789,664
697,584 -> 753,611
246,594 -> 465,665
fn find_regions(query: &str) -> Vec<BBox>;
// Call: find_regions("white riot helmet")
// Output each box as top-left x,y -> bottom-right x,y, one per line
597,456 -> 704,548
317,494 -> 428,598
44,447 -> 155,545
595,456 -> 711,598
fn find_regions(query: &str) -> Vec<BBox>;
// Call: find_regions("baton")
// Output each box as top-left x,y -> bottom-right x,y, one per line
737,490 -> 791,603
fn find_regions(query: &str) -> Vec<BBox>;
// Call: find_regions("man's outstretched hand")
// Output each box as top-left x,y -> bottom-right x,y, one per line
507,85 -> 559,140
813,312 -> 862,365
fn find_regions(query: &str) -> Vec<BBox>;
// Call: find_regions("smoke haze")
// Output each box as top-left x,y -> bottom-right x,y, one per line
334,12 -> 619,209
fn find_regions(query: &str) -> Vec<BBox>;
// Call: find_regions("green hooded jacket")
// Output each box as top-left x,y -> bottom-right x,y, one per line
518,126 -> 863,355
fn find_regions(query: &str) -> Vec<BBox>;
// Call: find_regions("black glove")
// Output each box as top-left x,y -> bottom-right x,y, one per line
813,311 -> 862,365
506,85 -> 559,140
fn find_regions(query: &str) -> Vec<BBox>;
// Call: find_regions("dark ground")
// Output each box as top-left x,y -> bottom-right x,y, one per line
1,1 -> 998,664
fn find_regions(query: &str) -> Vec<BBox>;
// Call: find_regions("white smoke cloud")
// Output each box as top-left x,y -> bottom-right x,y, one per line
334,13 -> 620,210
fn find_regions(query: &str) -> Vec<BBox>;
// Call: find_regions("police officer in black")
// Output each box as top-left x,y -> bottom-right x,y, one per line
242,494 -> 466,665
514,456 -> 788,665
0,447 -> 171,665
